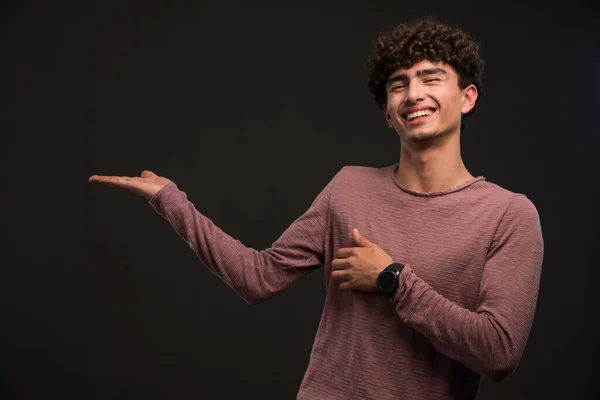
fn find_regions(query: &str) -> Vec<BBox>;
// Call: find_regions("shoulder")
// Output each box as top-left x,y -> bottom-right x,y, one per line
319,164 -> 393,206
334,164 -> 394,185
474,180 -> 519,202
476,182 -> 542,243
473,180 -> 539,216
502,194 -> 541,232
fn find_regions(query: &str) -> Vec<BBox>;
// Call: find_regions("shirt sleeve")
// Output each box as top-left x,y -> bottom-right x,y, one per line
148,170 -> 341,304
391,194 -> 544,382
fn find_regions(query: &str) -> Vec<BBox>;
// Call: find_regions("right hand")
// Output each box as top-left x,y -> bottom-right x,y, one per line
88,170 -> 172,200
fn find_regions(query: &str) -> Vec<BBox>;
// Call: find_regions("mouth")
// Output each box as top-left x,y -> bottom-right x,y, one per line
402,108 -> 437,125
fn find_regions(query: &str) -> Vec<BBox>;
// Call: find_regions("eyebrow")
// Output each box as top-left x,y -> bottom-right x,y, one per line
386,68 -> 447,88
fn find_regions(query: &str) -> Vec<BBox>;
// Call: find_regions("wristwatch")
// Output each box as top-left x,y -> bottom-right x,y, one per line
377,263 -> 405,299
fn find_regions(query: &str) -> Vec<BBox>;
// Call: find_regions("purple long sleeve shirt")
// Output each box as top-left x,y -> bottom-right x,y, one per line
149,163 -> 544,399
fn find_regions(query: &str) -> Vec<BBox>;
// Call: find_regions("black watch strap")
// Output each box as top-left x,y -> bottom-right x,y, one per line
387,262 -> 404,274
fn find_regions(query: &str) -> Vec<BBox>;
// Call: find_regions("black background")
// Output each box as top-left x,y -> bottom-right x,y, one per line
1,0 -> 598,398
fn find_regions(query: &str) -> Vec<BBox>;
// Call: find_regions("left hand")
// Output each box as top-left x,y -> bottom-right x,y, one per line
331,228 -> 393,291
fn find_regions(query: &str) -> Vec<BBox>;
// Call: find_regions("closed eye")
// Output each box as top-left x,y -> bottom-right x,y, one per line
390,84 -> 406,91
424,78 -> 441,83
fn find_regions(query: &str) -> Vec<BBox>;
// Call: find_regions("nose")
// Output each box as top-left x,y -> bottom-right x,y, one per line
404,82 -> 425,104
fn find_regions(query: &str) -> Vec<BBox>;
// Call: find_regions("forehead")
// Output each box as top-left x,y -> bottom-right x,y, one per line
388,59 -> 456,79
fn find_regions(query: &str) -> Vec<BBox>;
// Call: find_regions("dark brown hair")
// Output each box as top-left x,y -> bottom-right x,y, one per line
366,18 -> 484,123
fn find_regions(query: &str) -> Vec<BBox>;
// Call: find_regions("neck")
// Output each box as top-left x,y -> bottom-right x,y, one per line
394,132 -> 475,193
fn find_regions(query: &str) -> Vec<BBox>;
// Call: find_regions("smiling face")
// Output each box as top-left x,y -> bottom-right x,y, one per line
384,59 -> 478,143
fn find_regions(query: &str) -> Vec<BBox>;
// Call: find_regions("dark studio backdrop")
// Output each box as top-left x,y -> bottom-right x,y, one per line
1,0 -> 598,399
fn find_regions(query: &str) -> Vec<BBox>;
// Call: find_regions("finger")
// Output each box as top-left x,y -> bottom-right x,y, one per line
336,247 -> 355,258
331,270 -> 349,281
331,258 -> 351,271
88,175 -> 141,190
340,281 -> 352,290
89,175 -> 129,185
141,170 -> 156,178
353,228 -> 374,247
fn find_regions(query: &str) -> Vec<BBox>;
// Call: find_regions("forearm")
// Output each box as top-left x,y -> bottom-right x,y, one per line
149,182 -> 329,304
392,196 -> 544,381
392,266 -> 536,381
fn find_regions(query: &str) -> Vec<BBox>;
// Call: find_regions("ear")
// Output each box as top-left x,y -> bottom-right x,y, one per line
461,84 -> 478,115
383,105 -> 394,128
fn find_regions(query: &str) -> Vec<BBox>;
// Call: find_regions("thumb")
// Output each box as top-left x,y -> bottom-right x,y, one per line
353,228 -> 373,247
141,170 -> 156,179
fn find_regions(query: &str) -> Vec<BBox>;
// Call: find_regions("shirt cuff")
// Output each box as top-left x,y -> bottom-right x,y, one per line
148,181 -> 180,211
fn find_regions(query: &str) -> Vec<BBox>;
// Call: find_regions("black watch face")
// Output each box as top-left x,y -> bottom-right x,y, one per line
379,271 -> 397,289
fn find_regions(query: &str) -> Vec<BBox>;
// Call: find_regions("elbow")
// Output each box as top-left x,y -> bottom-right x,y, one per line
223,276 -> 273,305
236,277 -> 282,305
486,365 -> 516,383
238,287 -> 275,305
242,293 -> 269,305
482,351 -> 521,383
476,318 -> 527,382
229,272 -> 283,305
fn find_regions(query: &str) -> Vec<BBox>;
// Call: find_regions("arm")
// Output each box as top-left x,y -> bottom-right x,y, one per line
148,171 -> 340,304
391,195 -> 544,381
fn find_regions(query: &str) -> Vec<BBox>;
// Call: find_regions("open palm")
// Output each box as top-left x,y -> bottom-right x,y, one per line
88,170 -> 172,200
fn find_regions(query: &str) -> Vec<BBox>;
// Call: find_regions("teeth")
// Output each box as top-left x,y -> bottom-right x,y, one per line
405,110 -> 433,121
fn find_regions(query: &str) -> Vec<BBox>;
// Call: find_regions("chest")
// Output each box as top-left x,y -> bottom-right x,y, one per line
327,196 -> 498,309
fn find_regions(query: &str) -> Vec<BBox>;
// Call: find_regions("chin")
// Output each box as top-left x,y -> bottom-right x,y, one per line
402,122 -> 457,142
404,130 -> 440,142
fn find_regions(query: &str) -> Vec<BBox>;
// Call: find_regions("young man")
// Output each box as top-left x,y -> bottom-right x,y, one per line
90,18 -> 544,399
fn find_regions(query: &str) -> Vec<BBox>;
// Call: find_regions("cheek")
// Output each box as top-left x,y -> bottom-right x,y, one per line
436,95 -> 461,116
384,104 -> 395,122
386,98 -> 402,119
386,108 -> 397,127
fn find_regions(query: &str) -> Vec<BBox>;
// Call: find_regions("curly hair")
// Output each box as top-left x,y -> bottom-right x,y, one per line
366,18 -> 484,123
